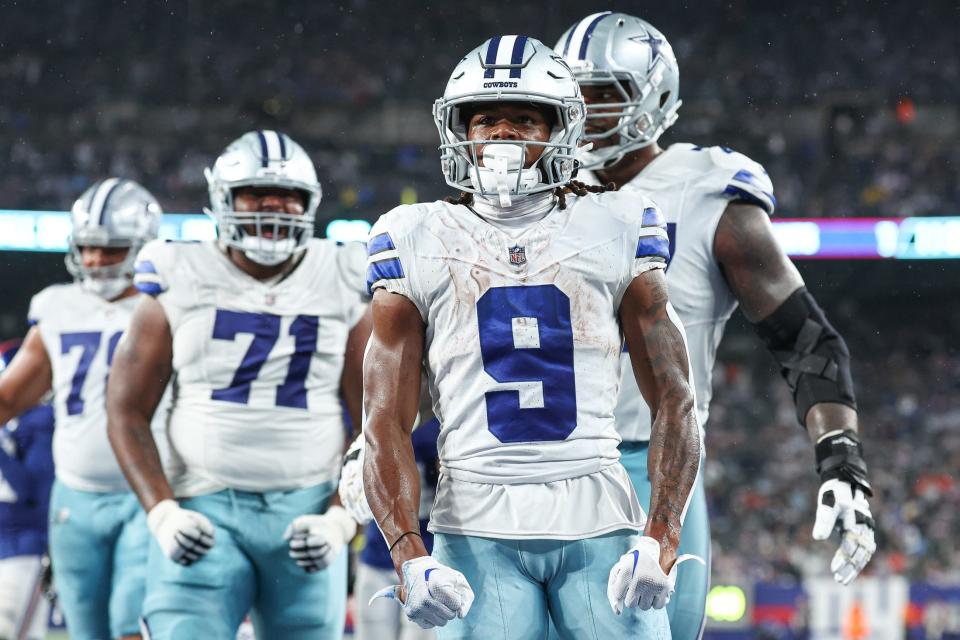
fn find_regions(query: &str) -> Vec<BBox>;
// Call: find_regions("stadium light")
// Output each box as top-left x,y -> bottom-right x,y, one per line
705,585 -> 748,622
2,210 -> 960,259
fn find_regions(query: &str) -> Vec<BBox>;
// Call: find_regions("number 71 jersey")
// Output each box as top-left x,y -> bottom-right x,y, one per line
135,238 -> 368,496
368,192 -> 668,487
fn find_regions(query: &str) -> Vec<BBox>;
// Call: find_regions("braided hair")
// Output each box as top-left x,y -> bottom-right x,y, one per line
554,179 -> 617,210
446,180 -> 617,211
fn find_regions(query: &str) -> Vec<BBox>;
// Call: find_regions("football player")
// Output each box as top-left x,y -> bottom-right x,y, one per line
556,12 -> 876,638
0,338 -> 55,640
0,179 -> 164,640
106,131 -> 370,640
361,36 -> 701,638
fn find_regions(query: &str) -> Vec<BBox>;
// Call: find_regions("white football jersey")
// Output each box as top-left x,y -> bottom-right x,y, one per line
134,238 -> 367,496
368,192 -> 668,539
609,143 -> 776,441
28,284 -> 170,493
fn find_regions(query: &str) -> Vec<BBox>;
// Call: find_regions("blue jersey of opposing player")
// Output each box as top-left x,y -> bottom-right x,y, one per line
360,417 -> 440,570
0,340 -> 55,560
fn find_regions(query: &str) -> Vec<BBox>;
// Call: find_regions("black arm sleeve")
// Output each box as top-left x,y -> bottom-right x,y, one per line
753,287 -> 857,426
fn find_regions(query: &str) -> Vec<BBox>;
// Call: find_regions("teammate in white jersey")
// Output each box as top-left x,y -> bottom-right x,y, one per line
556,13 -> 877,638
0,178 -> 163,640
106,131 -> 369,640
362,36 -> 701,639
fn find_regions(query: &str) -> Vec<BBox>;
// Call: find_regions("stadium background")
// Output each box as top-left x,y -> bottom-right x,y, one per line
1,0 -> 957,637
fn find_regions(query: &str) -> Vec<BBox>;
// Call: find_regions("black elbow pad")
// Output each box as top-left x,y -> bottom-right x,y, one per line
754,287 -> 857,425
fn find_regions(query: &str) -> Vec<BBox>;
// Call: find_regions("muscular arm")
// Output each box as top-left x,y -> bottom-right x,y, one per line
714,203 -> 858,440
0,327 -> 52,424
106,295 -> 174,511
620,269 -> 701,571
362,290 -> 426,577
340,305 -> 372,439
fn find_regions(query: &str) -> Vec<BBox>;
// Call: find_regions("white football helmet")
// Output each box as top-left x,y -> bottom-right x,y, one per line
433,36 -> 585,206
205,130 -> 321,266
555,12 -> 681,169
66,178 -> 162,300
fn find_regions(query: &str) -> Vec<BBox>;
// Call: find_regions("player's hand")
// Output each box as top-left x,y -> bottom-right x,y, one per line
339,435 -> 374,525
607,536 -> 704,614
147,499 -> 215,566
370,556 -> 474,629
812,478 -> 876,585
284,505 -> 357,573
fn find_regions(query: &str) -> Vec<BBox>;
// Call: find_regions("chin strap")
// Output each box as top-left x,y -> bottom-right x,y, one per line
485,149 -> 515,207
469,144 -> 541,208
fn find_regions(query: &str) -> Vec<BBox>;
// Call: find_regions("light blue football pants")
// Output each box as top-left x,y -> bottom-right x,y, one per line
432,530 -> 670,639
621,441 -> 710,640
142,483 -> 347,640
48,480 -> 148,639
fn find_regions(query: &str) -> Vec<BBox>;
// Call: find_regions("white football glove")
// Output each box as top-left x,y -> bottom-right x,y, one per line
147,499 -> 215,566
607,536 -> 704,614
812,478 -> 876,585
284,505 -> 357,573
339,435 -> 374,525
370,555 -> 474,629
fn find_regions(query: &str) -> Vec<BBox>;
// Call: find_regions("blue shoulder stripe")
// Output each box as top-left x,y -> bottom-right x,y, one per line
722,185 -> 776,213
636,236 -> 670,261
134,260 -> 157,275
136,282 -> 163,297
641,207 -> 664,228
727,169 -> 776,211
368,232 -> 396,256
366,257 -> 405,294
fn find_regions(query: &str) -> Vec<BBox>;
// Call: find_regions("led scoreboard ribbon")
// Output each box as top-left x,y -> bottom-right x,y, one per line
0,210 -> 957,259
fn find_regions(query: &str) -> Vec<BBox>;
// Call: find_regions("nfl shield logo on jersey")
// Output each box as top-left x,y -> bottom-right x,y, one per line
508,245 -> 527,266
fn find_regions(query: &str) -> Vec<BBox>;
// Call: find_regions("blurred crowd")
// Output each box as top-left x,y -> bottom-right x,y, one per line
1,0 -> 958,218
706,309 -> 960,583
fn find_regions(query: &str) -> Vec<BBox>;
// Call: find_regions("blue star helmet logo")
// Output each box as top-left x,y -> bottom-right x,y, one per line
629,30 -> 667,72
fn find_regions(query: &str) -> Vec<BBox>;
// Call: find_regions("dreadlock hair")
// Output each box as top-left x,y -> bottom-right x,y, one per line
446,179 -> 617,211
445,191 -> 475,207
554,179 -> 617,210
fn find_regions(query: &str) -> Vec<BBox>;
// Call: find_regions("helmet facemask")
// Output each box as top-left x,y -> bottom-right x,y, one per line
555,14 -> 682,171
66,178 -> 162,300
204,131 -> 322,268
66,242 -> 138,301
574,65 -> 681,169
435,95 -> 583,206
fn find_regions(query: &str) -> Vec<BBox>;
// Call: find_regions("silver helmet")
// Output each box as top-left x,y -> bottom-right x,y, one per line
66,178 -> 162,300
204,130 -> 321,266
433,36 -> 585,206
555,12 -> 681,169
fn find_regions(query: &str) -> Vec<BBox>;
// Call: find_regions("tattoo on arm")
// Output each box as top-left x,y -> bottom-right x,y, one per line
715,203 -> 804,323
622,271 -> 700,563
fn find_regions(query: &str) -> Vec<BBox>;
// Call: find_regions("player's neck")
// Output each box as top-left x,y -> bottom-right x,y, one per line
471,190 -> 556,227
595,144 -> 663,190
227,247 -> 299,281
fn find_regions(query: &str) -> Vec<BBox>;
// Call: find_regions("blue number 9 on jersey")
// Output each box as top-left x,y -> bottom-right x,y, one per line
476,285 -> 577,443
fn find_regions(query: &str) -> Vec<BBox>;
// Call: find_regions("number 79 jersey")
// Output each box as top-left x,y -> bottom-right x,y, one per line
28,283 -> 166,493
367,193 -> 668,487
135,238 -> 368,496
